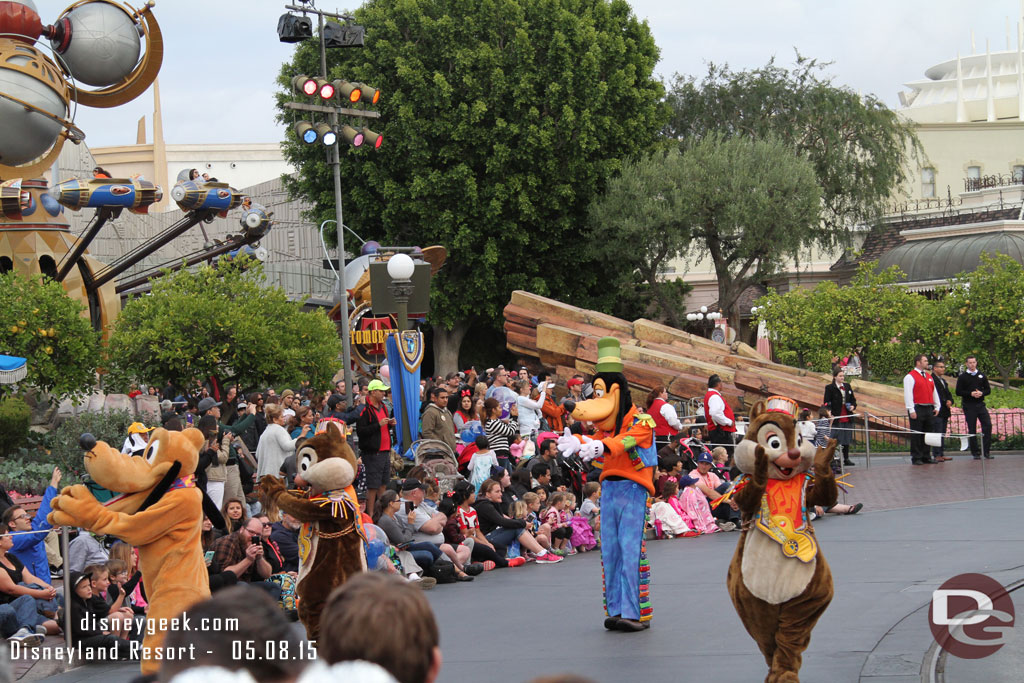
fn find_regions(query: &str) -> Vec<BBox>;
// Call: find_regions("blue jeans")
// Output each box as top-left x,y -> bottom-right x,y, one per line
404,542 -> 441,570
20,582 -> 61,615
0,595 -> 43,636
485,527 -> 520,554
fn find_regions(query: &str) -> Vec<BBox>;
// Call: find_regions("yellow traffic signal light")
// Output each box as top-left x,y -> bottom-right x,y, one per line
332,80 -> 362,104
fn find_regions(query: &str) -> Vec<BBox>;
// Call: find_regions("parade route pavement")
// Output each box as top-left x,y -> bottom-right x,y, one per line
32,456 -> 1024,682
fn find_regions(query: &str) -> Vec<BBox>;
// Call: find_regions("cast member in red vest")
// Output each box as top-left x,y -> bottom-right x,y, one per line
902,354 -> 940,466
704,375 -> 736,454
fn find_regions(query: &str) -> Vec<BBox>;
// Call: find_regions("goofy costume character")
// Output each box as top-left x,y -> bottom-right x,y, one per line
558,337 -> 657,632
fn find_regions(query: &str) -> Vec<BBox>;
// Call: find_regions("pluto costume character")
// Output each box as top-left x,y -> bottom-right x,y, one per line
48,428 -> 212,675
726,397 -> 839,682
558,337 -> 657,632
259,420 -> 366,642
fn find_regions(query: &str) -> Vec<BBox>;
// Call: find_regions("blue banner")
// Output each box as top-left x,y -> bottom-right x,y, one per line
386,331 -> 423,454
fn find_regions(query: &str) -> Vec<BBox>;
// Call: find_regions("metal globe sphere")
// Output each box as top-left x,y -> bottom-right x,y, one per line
52,3 -> 141,87
0,54 -> 67,166
361,240 -> 380,255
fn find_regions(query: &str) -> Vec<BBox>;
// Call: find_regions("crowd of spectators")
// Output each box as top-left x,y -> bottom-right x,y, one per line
0,366 -> 863,677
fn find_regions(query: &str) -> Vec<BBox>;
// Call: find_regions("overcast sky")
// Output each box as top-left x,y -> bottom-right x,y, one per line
67,0 -> 1024,148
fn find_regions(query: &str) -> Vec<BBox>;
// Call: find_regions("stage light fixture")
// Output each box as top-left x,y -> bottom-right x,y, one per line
360,127 -> 383,149
278,13 -> 313,43
294,121 -> 318,145
316,123 -> 337,146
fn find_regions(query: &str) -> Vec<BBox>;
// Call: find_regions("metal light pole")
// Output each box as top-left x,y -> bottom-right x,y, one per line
387,253 -> 415,452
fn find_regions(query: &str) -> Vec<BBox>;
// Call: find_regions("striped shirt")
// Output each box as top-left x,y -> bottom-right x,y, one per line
484,418 -> 519,459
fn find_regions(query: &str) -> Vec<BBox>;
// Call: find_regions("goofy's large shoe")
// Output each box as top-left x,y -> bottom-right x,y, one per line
558,337 -> 657,631
49,428 -> 215,676
726,397 -> 839,682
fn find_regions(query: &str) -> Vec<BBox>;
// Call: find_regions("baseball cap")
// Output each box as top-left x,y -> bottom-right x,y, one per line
237,401 -> 247,409
678,474 -> 699,488
400,478 -> 425,492
327,394 -> 343,410
197,397 -> 220,413
127,422 -> 155,435
696,451 -> 714,464
567,378 -> 583,387
367,379 -> 390,392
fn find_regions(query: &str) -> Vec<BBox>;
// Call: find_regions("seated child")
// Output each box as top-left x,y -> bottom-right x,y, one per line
578,481 -> 601,534
711,446 -> 732,482
542,492 -> 572,555
676,475 -> 720,535
468,435 -> 499,493
649,479 -> 695,538
69,571 -> 132,659
797,409 -> 817,443
571,484 -> 599,551
522,492 -> 551,549
82,563 -> 136,641
560,494 -> 578,555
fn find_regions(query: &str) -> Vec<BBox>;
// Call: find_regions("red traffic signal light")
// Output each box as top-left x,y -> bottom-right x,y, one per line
291,75 -> 318,97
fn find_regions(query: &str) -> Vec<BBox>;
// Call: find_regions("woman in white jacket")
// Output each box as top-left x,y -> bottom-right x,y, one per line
514,380 -> 547,439
256,404 -> 310,478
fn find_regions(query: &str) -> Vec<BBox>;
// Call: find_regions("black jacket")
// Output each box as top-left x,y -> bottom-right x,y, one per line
472,499 -> 525,536
823,382 -> 857,418
269,522 -> 299,573
955,371 -> 991,406
933,374 -> 954,419
355,401 -> 392,453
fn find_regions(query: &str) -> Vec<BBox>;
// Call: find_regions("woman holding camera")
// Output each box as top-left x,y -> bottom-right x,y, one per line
823,366 -> 857,467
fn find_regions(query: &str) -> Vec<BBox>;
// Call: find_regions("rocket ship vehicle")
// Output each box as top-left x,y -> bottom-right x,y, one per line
170,180 -> 244,216
54,177 -> 162,214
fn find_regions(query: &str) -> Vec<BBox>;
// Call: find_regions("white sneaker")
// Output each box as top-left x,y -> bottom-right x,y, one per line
8,627 -> 42,646
717,521 -> 737,532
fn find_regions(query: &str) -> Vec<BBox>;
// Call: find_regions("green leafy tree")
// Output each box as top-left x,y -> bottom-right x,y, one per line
587,149 -> 694,327
665,58 -> 920,331
755,262 -> 927,379
105,259 -> 342,392
941,253 -> 1024,385
665,56 -> 920,233
667,134 -> 820,331
0,271 -> 101,399
276,0 -> 667,371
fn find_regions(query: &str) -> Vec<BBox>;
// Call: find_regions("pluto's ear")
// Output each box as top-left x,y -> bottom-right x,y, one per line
182,428 -> 205,451
749,401 -> 767,420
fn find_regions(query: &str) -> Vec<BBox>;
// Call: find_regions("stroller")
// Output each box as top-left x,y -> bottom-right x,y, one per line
411,439 -> 464,494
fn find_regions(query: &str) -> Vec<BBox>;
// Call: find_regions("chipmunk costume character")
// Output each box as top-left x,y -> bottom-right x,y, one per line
726,396 -> 838,682
49,428 -> 214,675
558,337 -> 657,633
259,420 -> 366,641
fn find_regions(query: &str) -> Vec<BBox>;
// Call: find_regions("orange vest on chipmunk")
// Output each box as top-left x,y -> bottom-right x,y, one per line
593,405 -> 657,495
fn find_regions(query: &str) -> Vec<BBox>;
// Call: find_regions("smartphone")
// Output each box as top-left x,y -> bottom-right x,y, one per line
204,550 -> 214,562
405,501 -> 415,514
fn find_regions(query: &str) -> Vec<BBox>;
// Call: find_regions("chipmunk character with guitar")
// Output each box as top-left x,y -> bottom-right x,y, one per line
726,396 -> 838,683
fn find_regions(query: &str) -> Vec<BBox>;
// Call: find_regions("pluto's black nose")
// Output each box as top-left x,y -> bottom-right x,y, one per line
79,433 -> 97,451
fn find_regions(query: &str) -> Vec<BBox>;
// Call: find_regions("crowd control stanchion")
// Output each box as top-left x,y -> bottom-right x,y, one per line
863,413 -> 872,470
60,526 -> 72,655
981,442 -> 988,499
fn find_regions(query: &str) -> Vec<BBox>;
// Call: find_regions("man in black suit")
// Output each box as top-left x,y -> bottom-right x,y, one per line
930,360 -> 954,462
955,355 -> 993,459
